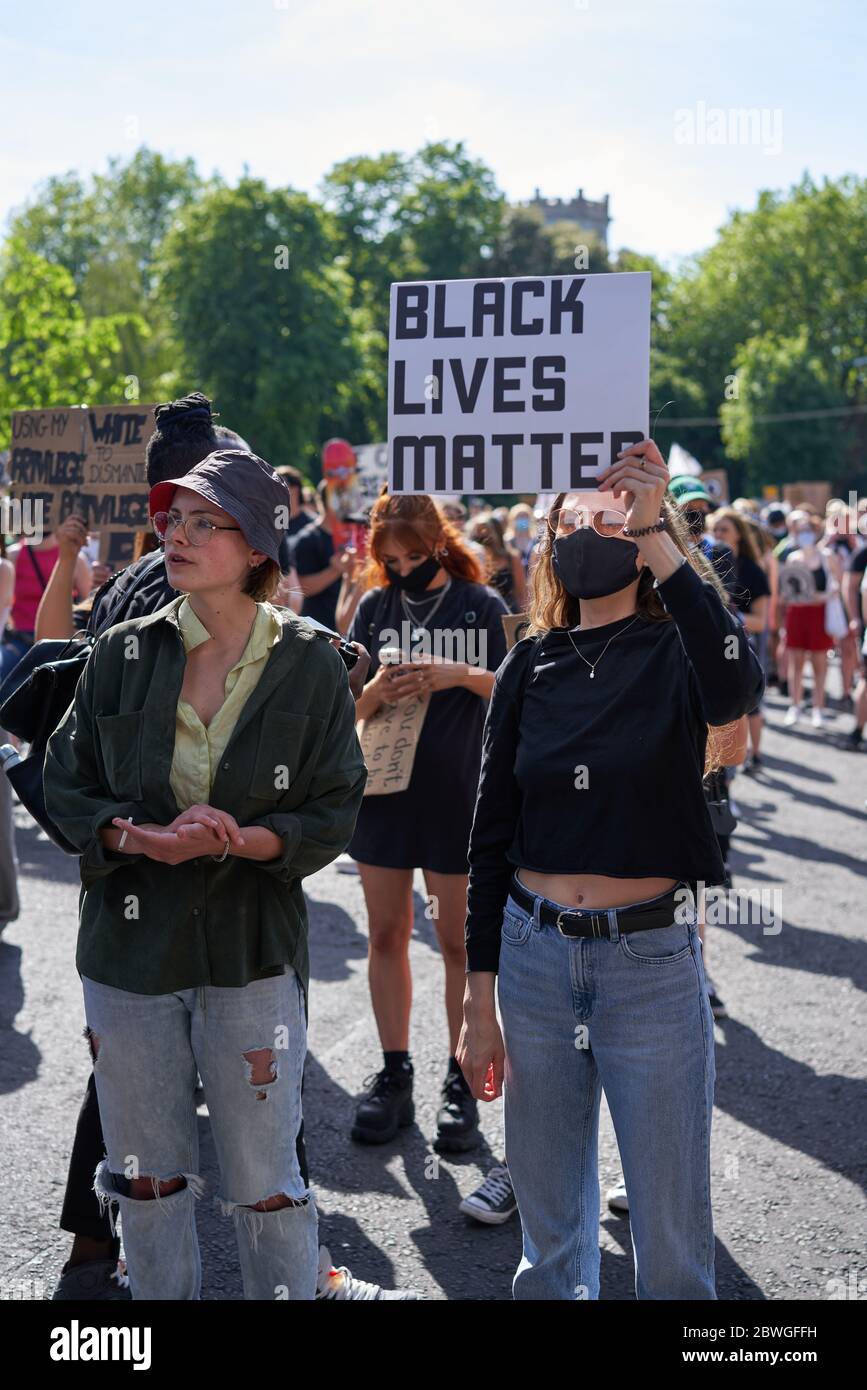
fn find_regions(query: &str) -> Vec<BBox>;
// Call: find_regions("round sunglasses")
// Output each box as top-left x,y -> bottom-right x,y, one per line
547,507 -> 630,539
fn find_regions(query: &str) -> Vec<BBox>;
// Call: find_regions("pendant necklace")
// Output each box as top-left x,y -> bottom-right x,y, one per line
400,578 -> 452,642
567,613 -> 641,678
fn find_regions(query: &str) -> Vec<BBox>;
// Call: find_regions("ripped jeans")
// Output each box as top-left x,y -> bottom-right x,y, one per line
81,970 -> 318,1300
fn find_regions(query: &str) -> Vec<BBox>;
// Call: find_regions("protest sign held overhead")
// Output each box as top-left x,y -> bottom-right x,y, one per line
388,272 -> 650,495
10,404 -> 155,559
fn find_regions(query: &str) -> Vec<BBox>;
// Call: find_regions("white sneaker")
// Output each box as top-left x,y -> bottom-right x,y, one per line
315,1245 -> 419,1300
784,705 -> 802,726
606,1179 -> 629,1214
811,707 -> 824,728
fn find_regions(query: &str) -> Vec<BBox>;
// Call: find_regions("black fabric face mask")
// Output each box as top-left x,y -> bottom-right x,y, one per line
552,527 -> 640,600
683,509 -> 707,540
385,554 -> 442,593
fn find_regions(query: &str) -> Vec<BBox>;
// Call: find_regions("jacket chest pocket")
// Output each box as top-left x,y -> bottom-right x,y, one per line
248,710 -> 320,802
95,710 -> 144,801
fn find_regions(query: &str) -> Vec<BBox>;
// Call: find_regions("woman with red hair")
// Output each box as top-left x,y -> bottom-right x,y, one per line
347,491 -> 509,1154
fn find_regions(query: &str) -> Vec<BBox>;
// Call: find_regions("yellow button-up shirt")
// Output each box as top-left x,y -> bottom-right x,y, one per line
169,596 -> 284,811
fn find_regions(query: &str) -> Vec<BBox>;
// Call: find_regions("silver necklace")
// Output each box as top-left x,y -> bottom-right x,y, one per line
400,578 -> 452,641
566,613 -> 641,679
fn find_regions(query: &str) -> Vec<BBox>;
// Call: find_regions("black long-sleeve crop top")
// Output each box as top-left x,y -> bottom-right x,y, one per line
464,556 -> 765,973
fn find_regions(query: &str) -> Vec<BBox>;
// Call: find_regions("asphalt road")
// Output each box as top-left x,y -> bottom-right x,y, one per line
1,682 -> 865,1301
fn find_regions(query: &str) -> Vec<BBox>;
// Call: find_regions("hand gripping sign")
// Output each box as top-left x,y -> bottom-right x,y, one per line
387,272 -> 651,495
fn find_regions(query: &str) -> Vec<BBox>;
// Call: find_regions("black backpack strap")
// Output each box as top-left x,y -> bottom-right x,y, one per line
24,545 -> 48,592
88,551 -> 166,639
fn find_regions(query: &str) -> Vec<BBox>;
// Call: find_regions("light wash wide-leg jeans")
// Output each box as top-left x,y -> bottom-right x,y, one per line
497,877 -> 717,1301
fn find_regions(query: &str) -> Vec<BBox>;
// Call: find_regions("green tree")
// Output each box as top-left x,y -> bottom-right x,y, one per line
721,330 -> 856,492
323,141 -> 504,295
654,174 -> 867,481
158,178 -> 366,472
0,239 -> 142,447
8,149 -> 205,405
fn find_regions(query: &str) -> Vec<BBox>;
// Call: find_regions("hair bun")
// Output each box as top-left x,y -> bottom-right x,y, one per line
153,392 -> 214,430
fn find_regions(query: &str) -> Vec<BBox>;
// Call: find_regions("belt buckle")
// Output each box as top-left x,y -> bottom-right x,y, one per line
556,909 -> 608,939
555,909 -> 577,937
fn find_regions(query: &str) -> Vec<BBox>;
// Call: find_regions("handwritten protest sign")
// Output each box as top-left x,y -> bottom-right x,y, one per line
352,442 -> 389,512
701,469 -> 730,505
783,481 -> 832,512
502,612 -> 532,650
388,272 -> 650,495
10,405 -> 155,558
358,689 -> 431,795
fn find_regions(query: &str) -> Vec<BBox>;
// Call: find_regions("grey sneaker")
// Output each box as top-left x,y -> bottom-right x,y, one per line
315,1245 -> 419,1300
459,1164 -> 518,1225
52,1257 -> 131,1300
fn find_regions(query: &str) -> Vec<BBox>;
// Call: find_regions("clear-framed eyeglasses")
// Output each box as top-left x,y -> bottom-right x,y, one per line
152,510 -> 243,547
547,506 -> 629,539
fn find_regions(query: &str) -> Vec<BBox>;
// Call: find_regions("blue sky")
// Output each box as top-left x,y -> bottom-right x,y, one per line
0,0 -> 863,266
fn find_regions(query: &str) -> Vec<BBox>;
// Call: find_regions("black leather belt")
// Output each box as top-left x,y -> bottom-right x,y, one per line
509,875 -> 689,940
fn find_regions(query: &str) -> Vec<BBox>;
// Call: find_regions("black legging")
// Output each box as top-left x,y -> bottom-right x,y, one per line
60,1073 -> 310,1244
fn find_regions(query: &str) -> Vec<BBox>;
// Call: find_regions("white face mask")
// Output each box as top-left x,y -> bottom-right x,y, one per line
797,529 -> 817,548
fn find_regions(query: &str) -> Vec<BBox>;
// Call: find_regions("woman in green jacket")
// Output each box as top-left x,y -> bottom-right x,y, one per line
44,449 -> 367,1300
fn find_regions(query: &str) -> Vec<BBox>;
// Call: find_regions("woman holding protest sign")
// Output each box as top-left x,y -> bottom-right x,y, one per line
347,491 -> 509,1153
43,448 -> 367,1300
458,439 -> 763,1300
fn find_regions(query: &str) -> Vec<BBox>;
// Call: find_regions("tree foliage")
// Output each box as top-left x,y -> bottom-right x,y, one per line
2,149 -> 864,490
0,238 -> 143,447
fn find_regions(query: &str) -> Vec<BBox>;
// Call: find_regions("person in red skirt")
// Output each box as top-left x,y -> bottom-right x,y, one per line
782,511 -> 845,728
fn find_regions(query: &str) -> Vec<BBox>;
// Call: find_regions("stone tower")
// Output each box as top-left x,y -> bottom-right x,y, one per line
525,188 -> 610,247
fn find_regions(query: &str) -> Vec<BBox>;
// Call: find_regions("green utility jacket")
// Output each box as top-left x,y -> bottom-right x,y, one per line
43,597 -> 368,997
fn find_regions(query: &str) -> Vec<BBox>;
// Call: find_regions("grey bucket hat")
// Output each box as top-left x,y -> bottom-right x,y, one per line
148,449 -> 292,565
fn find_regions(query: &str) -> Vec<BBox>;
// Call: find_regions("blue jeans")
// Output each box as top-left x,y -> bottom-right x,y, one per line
497,874 -> 716,1301
81,970 -> 318,1300
0,631 -> 33,689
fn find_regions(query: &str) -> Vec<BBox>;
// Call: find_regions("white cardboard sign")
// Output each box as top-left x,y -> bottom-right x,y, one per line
388,271 -> 650,494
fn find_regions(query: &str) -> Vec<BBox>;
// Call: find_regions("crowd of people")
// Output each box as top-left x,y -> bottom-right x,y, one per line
1,391 -> 865,1301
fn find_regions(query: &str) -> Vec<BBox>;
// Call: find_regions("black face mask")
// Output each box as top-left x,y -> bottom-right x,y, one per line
552,527 -> 640,600
683,508 -> 707,540
385,554 -> 442,593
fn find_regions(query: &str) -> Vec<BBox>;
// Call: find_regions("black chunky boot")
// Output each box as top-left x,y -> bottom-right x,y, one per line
351,1064 -> 414,1144
433,1061 -> 480,1153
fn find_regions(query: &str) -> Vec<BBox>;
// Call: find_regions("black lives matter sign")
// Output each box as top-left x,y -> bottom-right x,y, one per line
388,272 -> 650,494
